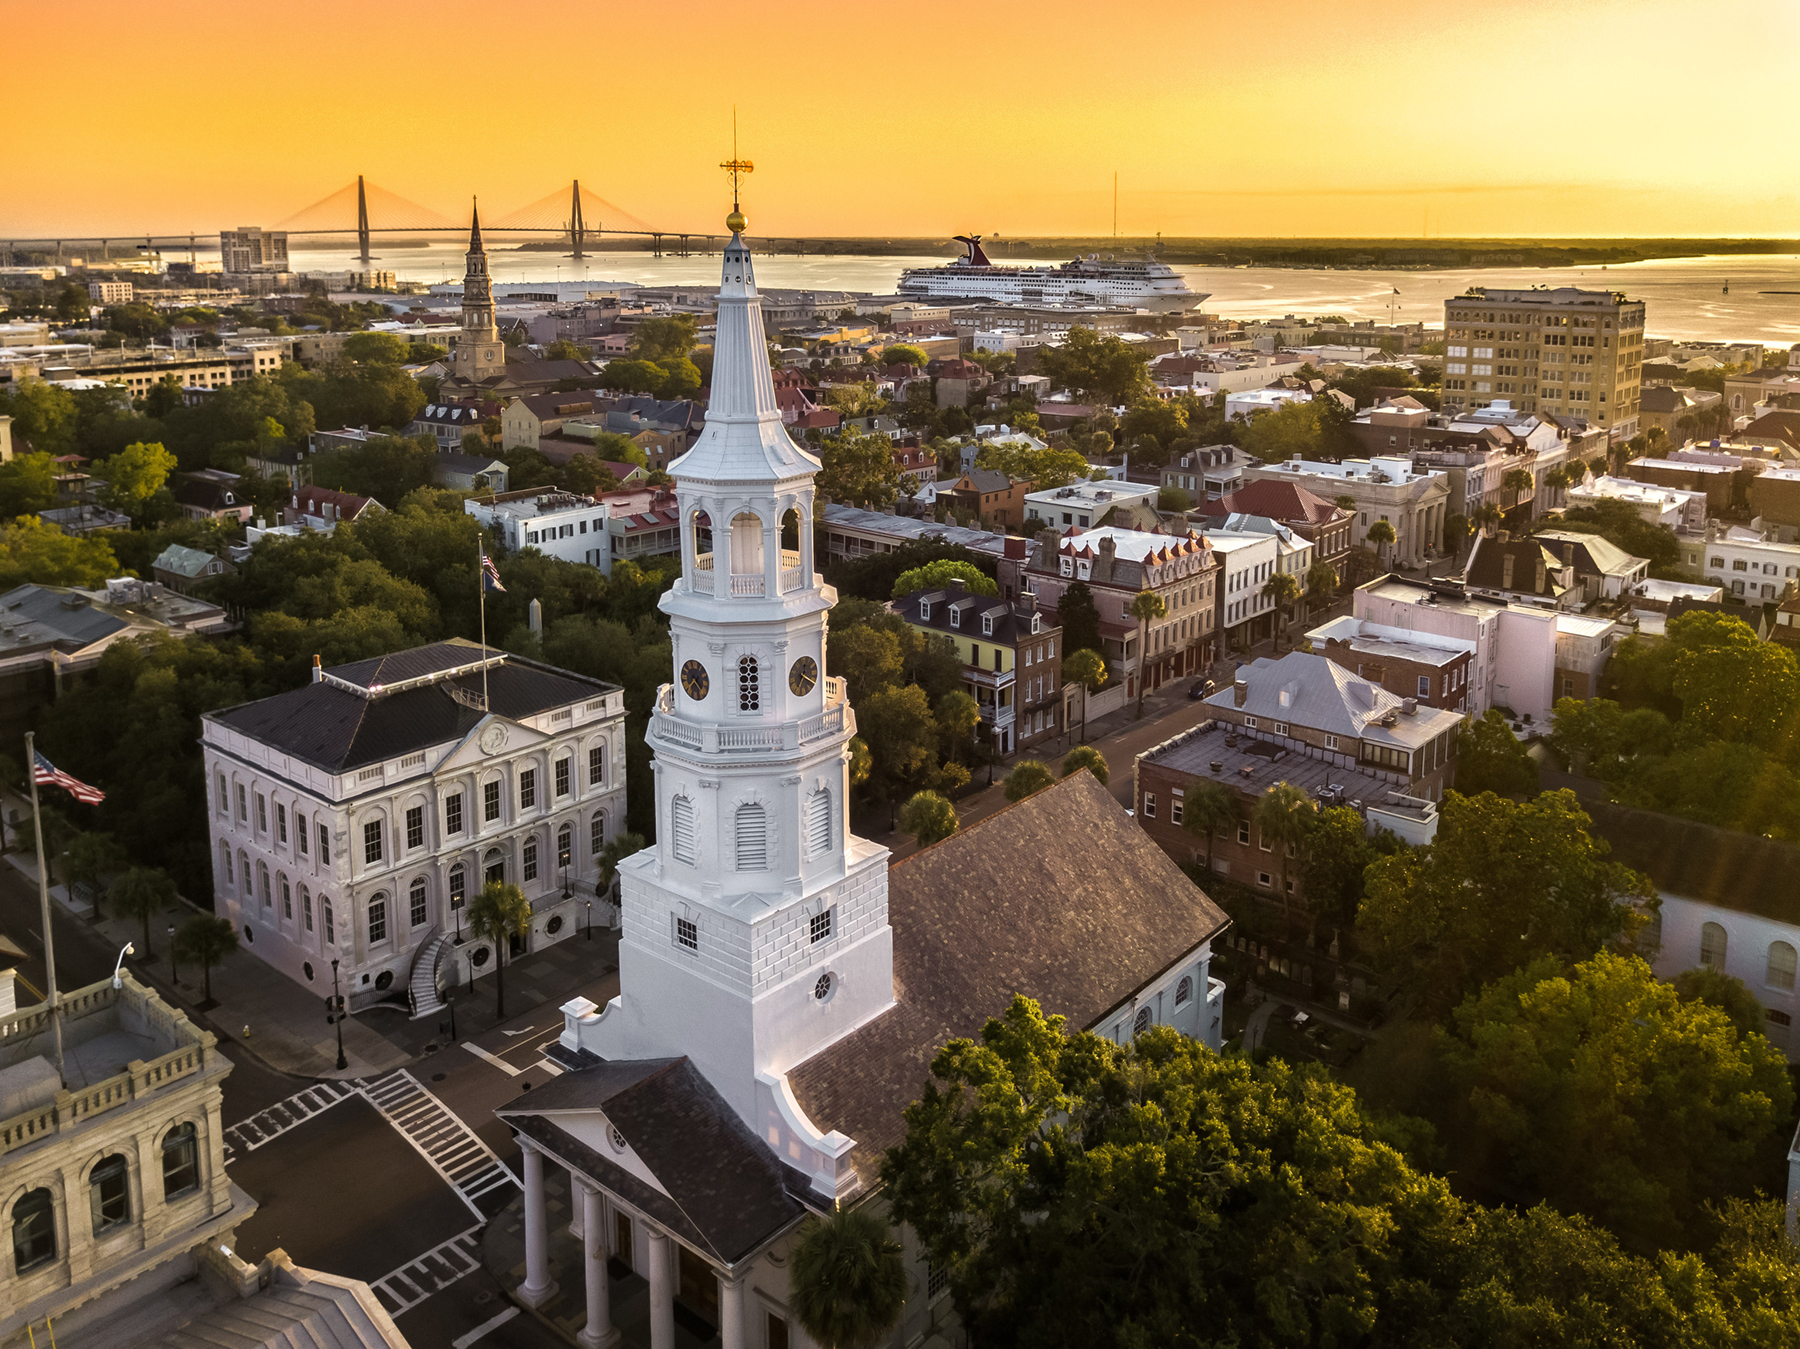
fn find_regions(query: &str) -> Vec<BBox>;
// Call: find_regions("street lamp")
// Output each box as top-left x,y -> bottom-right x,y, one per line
330,958 -> 347,1072
111,941 -> 134,990
167,923 -> 177,986
584,899 -> 592,941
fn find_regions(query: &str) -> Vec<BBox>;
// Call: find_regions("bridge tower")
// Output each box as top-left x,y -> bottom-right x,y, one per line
356,175 -> 372,266
569,180 -> 586,261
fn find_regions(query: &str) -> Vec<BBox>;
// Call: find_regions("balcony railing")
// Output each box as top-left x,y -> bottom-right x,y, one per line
688,550 -> 808,597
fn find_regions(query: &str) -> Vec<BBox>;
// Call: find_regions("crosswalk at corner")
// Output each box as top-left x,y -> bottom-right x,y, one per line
370,1225 -> 485,1316
221,1079 -> 363,1163
360,1069 -> 520,1220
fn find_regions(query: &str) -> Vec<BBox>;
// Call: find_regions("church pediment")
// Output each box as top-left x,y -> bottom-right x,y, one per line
436,714 -> 550,773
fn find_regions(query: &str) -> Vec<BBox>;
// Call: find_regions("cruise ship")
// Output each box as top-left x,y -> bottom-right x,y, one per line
896,236 -> 1206,313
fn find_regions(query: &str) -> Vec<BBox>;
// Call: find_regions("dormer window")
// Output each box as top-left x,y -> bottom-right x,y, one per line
981,614 -> 994,636
1059,556 -> 1073,577
1030,614 -> 1041,634
919,600 -> 931,621
950,607 -> 961,629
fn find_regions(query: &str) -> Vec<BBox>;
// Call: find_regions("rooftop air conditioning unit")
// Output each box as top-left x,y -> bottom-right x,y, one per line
1380,712 -> 1399,727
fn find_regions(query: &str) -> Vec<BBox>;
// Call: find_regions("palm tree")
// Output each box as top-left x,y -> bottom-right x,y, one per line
1303,559 -> 1339,612
174,915 -> 238,1005
1060,745 -> 1109,786
791,1207 -> 907,1349
110,866 -> 176,961
1334,494 -> 1357,513
467,881 -> 532,1019
1127,589 -> 1167,719
1182,780 -> 1236,874
1501,467 -> 1534,513
933,690 -> 982,765
596,832 -> 646,904
1543,465 -> 1568,509
1365,519 -> 1397,571
1255,781 -> 1317,922
1260,570 -> 1302,649
1472,502 -> 1503,538
1062,649 -> 1107,744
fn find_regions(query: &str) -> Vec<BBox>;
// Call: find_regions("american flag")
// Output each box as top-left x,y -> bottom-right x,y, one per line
481,554 -> 506,593
33,751 -> 104,805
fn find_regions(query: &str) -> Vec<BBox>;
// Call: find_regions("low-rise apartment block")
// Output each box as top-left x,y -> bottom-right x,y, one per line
1677,523 -> 1800,601
1023,478 -> 1160,532
893,582 -> 1063,756
1566,474 -> 1705,532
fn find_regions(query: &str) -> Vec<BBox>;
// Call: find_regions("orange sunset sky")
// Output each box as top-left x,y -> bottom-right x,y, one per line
7,0 -> 1797,241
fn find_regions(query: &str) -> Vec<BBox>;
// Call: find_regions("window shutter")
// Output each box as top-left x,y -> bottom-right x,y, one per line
671,796 -> 696,865
806,791 -> 831,856
736,803 -> 768,870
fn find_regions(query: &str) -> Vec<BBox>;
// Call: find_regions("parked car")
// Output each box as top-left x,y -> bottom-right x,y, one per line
1187,678 -> 1214,700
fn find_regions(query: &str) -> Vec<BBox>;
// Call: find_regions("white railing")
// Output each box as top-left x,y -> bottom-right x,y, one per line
652,711 -> 704,750
780,566 -> 805,592
799,704 -> 846,744
731,574 -> 766,597
719,726 -> 784,750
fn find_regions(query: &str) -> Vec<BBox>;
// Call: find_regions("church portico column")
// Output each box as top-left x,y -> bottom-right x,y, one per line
647,1226 -> 675,1349
518,1141 -> 559,1308
719,1271 -> 747,1349
576,1181 -> 620,1349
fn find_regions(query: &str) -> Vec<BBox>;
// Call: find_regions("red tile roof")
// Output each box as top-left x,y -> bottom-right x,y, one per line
1196,479 -> 1344,525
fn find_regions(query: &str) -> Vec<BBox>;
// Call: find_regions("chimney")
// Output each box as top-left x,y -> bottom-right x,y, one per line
948,577 -> 967,592
1233,678 -> 1248,707
1496,528 -> 1510,543
1536,556 -> 1547,592
1561,542 -> 1575,565
1004,536 -> 1027,560
1502,552 -> 1515,590
311,654 -> 322,684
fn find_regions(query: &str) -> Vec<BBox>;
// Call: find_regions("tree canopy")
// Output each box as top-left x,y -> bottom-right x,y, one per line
816,430 -> 900,508
1455,707 -> 1541,796
891,559 -> 996,598
1032,328 -> 1151,405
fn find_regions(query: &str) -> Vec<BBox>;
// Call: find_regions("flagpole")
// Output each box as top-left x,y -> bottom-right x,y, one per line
478,538 -> 490,713
23,732 -> 67,1086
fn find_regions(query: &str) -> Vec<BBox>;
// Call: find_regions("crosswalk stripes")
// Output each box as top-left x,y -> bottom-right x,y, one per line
221,1078 -> 363,1164
360,1069 -> 520,1221
369,1225 -> 484,1316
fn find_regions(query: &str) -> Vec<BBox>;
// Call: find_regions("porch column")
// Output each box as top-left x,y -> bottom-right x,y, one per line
575,1182 -> 619,1349
647,1226 -> 675,1349
720,1272 -> 747,1349
518,1142 -> 559,1308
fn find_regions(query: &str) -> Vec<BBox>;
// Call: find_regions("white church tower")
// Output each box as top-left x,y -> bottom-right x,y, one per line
584,198 -> 893,1143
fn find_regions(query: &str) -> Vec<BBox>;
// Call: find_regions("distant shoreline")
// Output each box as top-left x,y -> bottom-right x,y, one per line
505,236 -> 1797,270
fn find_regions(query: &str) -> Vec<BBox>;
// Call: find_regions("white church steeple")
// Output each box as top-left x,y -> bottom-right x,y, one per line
585,196 -> 894,1152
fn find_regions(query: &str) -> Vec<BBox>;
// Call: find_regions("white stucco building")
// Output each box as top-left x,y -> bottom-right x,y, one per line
489,209 -> 1231,1349
1023,478 -> 1159,531
465,489 -> 611,568
1240,455 -> 1451,568
201,642 -> 628,1012
1676,522 -> 1800,602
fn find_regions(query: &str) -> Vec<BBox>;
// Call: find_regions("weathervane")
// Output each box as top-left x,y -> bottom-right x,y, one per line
721,108 -> 753,233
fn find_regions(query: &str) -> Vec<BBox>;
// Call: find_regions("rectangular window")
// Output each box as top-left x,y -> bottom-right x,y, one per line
520,769 -> 536,810
555,757 -> 571,798
589,744 -> 604,787
1325,735 -> 1339,751
1171,792 -> 1184,826
298,813 -> 308,855
363,820 -> 383,864
411,884 -> 428,928
256,793 -> 267,833
1418,675 -> 1431,697
810,909 -> 833,944
281,877 -> 292,919
523,839 -> 538,881
592,813 -> 606,857
216,772 -> 227,814
405,805 -> 424,851
446,792 -> 463,835
318,823 -> 330,864
236,783 -> 247,822
368,898 -> 387,945
484,780 -> 501,822
450,869 -> 466,910
675,916 -> 698,951
276,803 -> 287,844
1238,821 -> 1250,845
1142,793 -> 1157,820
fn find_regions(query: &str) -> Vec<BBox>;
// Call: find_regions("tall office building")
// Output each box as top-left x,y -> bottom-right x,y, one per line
218,226 -> 290,273
1440,286 -> 1645,440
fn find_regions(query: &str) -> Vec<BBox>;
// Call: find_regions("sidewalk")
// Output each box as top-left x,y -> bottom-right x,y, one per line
1,846 -> 622,1083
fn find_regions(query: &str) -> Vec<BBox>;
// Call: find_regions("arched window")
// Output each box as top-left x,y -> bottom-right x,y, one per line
735,802 -> 768,870
89,1154 -> 130,1235
805,790 -> 831,857
220,842 -> 233,886
279,875 -> 292,920
237,851 -> 249,897
1175,976 -> 1193,1006
258,862 -> 271,908
12,1186 -> 55,1273
1132,1007 -> 1152,1036
1700,922 -> 1728,971
409,878 -> 428,929
449,866 -> 466,912
322,897 -> 335,946
161,1123 -> 199,1199
1769,941 -> 1797,991
368,894 -> 388,944
729,510 -> 764,578
738,655 -> 760,711
557,824 -> 572,869
671,796 -> 696,865
296,812 -> 308,857
301,885 -> 313,932
591,811 -> 607,858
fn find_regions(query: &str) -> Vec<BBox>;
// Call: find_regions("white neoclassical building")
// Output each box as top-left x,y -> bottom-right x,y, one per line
493,208 -> 1230,1349
201,641 -> 627,1013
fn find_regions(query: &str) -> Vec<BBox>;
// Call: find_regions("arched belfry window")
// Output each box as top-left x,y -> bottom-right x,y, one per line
729,511 -> 764,577
738,656 -> 760,711
671,796 -> 696,866
736,802 -> 768,870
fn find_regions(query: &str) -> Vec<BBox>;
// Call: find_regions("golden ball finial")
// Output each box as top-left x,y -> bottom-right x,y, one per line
726,209 -> 747,234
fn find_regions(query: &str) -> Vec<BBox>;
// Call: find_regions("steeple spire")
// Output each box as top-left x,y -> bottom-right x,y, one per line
468,197 -> 484,253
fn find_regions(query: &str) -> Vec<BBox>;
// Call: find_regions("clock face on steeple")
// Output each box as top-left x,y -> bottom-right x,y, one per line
788,656 -> 818,696
680,660 -> 710,700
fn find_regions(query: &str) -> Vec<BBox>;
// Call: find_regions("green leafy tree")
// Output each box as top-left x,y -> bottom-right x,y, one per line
174,913 -> 238,1004
64,831 -> 125,920
340,331 -> 411,365
934,690 -> 981,765
1157,485 -> 1192,513
879,343 -> 928,369
1003,759 -> 1054,802
899,790 -> 959,847
95,441 -> 176,520
860,684 -> 939,802
828,620 -> 904,708
817,430 -> 900,508
1060,745 -> 1107,786
1673,965 -> 1768,1039
1032,328 -> 1151,405
1502,466 -> 1535,504
0,517 -> 121,588
1238,398 -> 1323,464
1365,518 -> 1397,568
1254,781 -> 1316,918
628,314 -> 699,362
1669,610 -> 1800,749
0,379 -> 80,455
790,1207 -> 907,1349
1127,589 -> 1166,719
891,560 -> 996,598
109,866 -> 178,960
1539,497 -> 1680,573
1297,804 -> 1382,930
1442,952 -> 1793,1249
0,450 -> 61,518
1302,558 -> 1338,608
972,440 -> 1095,491
1361,789 -> 1654,1016
544,338 -> 589,361
1055,581 -> 1102,659
1061,648 -> 1106,743
1456,707 -> 1541,796
467,880 -> 532,1018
